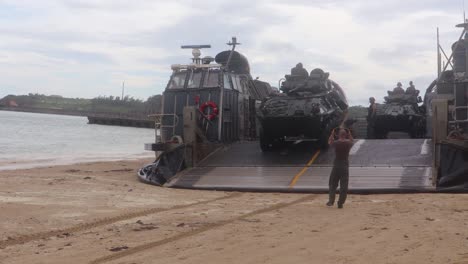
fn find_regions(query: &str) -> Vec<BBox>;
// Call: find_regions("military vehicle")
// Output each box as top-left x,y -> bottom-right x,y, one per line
372,89 -> 426,139
138,38 -> 273,185
257,69 -> 348,151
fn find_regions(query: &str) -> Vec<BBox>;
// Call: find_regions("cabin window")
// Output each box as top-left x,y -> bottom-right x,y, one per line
187,71 -> 202,89
168,72 -> 187,89
223,74 -> 232,89
231,75 -> 239,90
203,71 -> 219,88
232,75 -> 244,92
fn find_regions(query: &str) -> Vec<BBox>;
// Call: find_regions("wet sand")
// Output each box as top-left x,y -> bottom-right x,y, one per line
0,159 -> 467,264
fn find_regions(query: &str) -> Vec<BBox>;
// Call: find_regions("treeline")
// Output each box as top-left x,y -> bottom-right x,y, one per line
0,93 -> 162,116
1,93 -> 368,118
347,105 -> 368,118
89,95 -> 161,114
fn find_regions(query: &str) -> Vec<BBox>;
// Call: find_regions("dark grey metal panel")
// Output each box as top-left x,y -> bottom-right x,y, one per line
198,139 -> 432,167
173,166 -> 301,189
198,141 -> 315,167
167,139 -> 436,193
162,88 -> 240,142
174,92 -> 187,137
315,139 -> 432,166
162,90 -> 219,140
221,89 -> 240,142
168,166 -> 433,193
295,166 -> 432,188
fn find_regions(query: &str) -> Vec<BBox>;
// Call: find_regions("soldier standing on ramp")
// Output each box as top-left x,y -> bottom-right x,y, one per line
367,97 -> 377,139
327,128 -> 354,209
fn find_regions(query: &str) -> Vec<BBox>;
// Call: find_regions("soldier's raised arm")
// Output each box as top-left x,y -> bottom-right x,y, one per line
328,130 -> 335,145
347,129 -> 354,143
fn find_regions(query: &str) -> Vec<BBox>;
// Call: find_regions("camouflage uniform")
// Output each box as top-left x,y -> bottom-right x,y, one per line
367,102 -> 376,139
328,140 -> 354,207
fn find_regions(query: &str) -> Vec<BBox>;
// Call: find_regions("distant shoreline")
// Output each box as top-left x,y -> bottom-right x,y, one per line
0,107 -> 155,128
0,106 -> 88,117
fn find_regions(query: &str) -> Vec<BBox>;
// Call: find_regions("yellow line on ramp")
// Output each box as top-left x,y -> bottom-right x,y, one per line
288,150 -> 321,188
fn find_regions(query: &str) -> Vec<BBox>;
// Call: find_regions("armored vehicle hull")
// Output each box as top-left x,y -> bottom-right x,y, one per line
259,107 -> 340,151
258,71 -> 347,151
372,93 -> 426,139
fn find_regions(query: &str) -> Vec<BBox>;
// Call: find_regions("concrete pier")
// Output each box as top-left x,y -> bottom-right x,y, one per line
87,113 -> 154,128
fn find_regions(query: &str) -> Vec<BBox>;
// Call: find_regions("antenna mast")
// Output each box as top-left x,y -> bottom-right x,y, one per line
437,27 -> 441,78
121,81 -> 125,100
225,37 -> 241,70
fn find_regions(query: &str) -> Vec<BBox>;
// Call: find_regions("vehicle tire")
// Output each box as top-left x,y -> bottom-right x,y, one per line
366,122 -> 375,139
374,127 -> 387,139
318,122 -> 333,149
259,127 -> 273,152
410,118 -> 425,138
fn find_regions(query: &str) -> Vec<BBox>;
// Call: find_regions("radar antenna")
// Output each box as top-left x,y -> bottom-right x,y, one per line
181,44 -> 211,64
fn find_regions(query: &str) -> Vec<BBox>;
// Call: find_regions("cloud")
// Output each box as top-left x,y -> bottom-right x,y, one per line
368,44 -> 425,66
0,0 -> 464,105
33,47 -> 113,64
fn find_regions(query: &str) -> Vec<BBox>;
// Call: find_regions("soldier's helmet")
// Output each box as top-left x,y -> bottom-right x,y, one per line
309,68 -> 329,80
310,68 -> 325,75
397,82 -> 402,87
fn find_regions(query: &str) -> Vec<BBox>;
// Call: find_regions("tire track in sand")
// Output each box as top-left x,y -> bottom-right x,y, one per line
0,193 -> 242,249
89,194 -> 317,264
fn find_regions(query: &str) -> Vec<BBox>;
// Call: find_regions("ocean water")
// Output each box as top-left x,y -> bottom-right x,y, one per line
0,111 -> 155,170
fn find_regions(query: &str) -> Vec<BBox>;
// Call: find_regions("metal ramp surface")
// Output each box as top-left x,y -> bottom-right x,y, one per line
167,139 -> 434,193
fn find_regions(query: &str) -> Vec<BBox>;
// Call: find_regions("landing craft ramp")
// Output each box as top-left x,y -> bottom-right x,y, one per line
167,139 -> 434,193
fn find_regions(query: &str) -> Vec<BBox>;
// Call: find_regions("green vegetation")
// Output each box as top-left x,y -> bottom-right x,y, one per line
347,105 -> 368,118
1,93 -> 368,118
0,93 -> 90,111
0,93 -> 162,116
90,95 -> 161,114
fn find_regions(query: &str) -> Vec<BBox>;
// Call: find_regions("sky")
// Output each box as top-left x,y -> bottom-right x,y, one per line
0,0 -> 466,105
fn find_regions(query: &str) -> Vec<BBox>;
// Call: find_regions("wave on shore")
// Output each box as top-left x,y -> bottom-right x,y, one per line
0,152 -> 154,171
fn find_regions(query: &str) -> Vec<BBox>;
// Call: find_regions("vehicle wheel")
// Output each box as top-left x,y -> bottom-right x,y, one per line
410,119 -> 425,138
381,131 -> 388,139
259,128 -> 273,152
374,128 -> 387,139
318,122 -> 333,149
409,124 -> 418,138
366,124 -> 375,139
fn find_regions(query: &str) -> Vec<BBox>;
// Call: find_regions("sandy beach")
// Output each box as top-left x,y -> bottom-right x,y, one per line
0,159 -> 467,264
